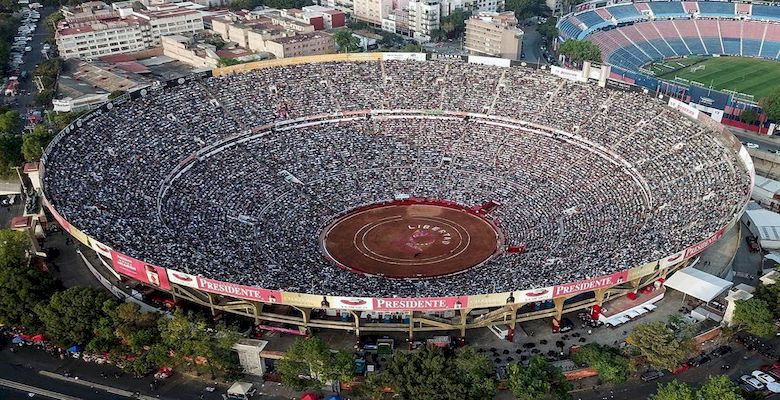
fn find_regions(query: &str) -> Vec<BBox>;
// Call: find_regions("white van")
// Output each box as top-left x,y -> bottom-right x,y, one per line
226,382 -> 256,400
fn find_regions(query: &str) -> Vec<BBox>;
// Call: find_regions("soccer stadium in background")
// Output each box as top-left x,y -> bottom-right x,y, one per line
38,53 -> 753,338
558,0 -> 780,131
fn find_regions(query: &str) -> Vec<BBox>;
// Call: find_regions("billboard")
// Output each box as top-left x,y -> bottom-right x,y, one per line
109,250 -> 171,290
552,270 -> 628,298
551,66 -> 587,83
668,97 -> 700,120
372,296 -> 467,311
281,291 -> 328,309
683,227 -> 726,259
688,86 -> 731,110
90,238 -> 112,258
659,251 -> 685,269
196,276 -> 281,303
166,269 -> 199,289
328,296 -> 373,311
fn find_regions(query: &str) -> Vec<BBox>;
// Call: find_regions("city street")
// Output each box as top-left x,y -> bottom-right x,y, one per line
5,5 -> 57,114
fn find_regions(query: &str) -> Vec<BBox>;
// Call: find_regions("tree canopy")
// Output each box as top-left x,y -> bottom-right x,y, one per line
0,230 -> 54,330
754,280 -> 780,319
34,287 -> 116,346
627,321 -> 695,371
381,345 -> 496,400
505,0 -> 549,19
650,380 -> 695,400
334,28 -> 361,53
0,132 -> 22,178
733,298 -> 777,337
570,343 -> 630,383
650,376 -> 742,400
697,375 -> 742,400
559,39 -> 602,65
760,87 -> 780,122
22,124 -> 54,162
278,335 -> 354,391
537,17 -> 559,43
506,355 -> 571,400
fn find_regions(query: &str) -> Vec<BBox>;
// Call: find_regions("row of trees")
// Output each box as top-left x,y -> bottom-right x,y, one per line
280,337 -> 577,400
0,229 -> 241,379
651,376 -> 743,400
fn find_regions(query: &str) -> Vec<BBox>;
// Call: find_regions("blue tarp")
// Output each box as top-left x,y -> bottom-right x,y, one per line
67,345 -> 83,353
11,336 -> 23,344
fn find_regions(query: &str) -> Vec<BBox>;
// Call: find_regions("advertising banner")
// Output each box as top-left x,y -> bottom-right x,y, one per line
282,292 -> 327,309
683,227 -> 726,259
90,238 -> 112,258
628,261 -> 660,281
467,292 -> 512,309
659,251 -> 685,269
688,86 -> 731,110
196,277 -> 281,303
68,226 -> 90,247
109,250 -> 171,290
328,296 -> 373,311
166,269 -> 199,289
668,97 -> 700,120
552,270 -> 629,298
372,296 -> 467,311
468,56 -> 511,68
551,66 -> 587,83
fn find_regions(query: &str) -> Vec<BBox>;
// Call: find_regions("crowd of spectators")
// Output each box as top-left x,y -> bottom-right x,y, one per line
42,60 -> 752,298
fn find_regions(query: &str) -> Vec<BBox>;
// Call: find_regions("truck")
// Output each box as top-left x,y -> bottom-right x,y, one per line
226,382 -> 256,400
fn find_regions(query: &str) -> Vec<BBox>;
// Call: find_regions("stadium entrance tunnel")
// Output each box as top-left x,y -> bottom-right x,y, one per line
321,201 -> 502,278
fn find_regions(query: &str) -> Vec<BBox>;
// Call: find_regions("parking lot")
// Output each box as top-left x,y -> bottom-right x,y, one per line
4,5 -> 55,113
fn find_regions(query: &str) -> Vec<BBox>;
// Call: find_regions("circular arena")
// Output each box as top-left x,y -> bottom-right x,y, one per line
41,55 -> 752,316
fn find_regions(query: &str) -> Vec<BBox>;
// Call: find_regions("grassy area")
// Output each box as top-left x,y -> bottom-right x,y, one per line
652,56 -> 780,99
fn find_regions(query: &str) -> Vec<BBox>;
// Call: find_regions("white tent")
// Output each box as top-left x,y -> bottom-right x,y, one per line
664,267 -> 733,302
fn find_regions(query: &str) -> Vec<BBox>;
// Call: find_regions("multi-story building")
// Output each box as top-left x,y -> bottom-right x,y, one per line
407,0 -> 440,41
354,0 -> 386,25
263,31 -> 335,58
283,6 -> 346,30
464,11 -> 523,59
318,0 -> 353,15
211,12 -> 336,59
55,1 -> 204,60
439,0 -> 503,17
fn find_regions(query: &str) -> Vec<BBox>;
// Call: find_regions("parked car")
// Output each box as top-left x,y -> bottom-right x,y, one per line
753,370 -> 776,385
688,353 -> 711,367
672,363 -> 691,374
740,374 -> 766,391
744,142 -> 760,149
710,345 -> 732,358
640,370 -> 665,382
558,317 -> 574,333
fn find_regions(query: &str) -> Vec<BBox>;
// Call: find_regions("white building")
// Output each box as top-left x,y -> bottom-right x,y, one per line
407,0 -> 440,41
56,2 -> 204,60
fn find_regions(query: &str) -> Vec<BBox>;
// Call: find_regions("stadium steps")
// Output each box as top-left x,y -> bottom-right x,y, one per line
651,23 -> 681,57
717,21 -> 726,54
670,22 -> 694,54
759,23 -> 769,56
617,29 -> 654,61
634,26 -> 668,59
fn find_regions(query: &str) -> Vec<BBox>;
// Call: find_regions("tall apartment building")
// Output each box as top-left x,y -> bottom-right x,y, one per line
439,0 -> 504,17
318,0 -> 353,15
56,2 -> 204,60
407,0 -> 439,41
353,0 -> 386,25
464,11 -> 523,59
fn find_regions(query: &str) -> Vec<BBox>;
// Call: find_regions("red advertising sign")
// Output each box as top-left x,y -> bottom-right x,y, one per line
47,203 -> 72,234
372,296 -> 467,311
109,251 -> 171,290
552,270 -> 628,298
196,276 -> 281,303
683,227 -> 726,259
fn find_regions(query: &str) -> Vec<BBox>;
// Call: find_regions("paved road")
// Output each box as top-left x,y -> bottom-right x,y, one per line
0,362 -> 125,400
519,22 -> 547,65
5,5 -> 57,114
732,131 -> 780,154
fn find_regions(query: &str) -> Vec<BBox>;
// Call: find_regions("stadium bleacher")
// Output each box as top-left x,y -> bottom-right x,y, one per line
41,59 -> 752,298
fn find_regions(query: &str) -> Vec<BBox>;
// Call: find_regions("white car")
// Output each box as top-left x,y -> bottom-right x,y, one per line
744,142 -> 760,149
741,374 -> 766,391
753,370 -> 777,385
24,46 -> 31,52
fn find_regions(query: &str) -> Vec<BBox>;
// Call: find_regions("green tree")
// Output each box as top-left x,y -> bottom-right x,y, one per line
0,230 -> 55,329
217,57 -> 244,67
278,336 -> 355,391
506,355 -> 571,400
0,111 -> 22,134
334,28 -> 360,53
35,287 -> 116,345
650,380 -> 695,400
439,9 -> 471,39
760,87 -> 780,122
627,321 -> 695,371
740,109 -> 759,125
754,282 -> 780,319
537,17 -> 559,43
733,298 -> 777,337
505,0 -> 549,19
157,311 -> 240,379
51,111 -> 85,131
22,124 -> 54,162
570,343 -> 630,383
559,39 -> 602,64
381,345 -> 496,400
0,133 -> 22,177
228,0 -> 262,10
697,375 -> 742,400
